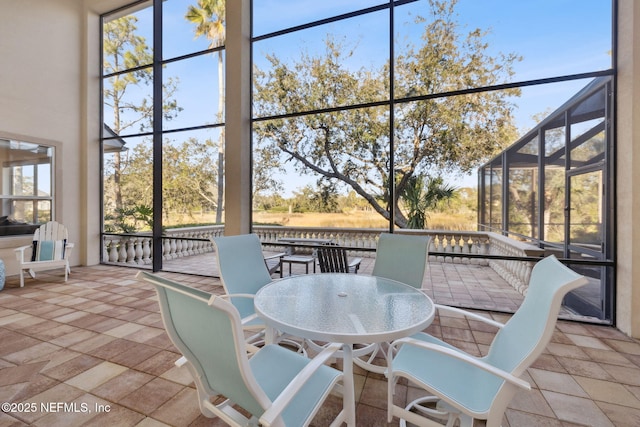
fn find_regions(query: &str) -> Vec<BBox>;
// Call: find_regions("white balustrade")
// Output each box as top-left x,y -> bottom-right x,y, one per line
103,225 -> 541,295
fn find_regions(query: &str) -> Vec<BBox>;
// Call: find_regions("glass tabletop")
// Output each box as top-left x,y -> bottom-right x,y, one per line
254,273 -> 434,344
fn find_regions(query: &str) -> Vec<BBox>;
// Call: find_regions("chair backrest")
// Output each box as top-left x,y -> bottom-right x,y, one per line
31,221 -> 69,261
371,233 -> 431,288
137,271 -> 270,418
317,243 -> 350,273
211,234 -> 272,318
486,255 -> 588,376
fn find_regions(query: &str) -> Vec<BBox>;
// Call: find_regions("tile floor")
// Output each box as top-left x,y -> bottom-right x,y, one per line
0,263 -> 639,426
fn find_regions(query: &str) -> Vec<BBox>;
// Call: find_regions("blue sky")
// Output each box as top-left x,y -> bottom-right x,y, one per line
111,0 -> 613,191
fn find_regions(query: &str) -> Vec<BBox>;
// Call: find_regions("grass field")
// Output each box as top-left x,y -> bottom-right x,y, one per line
252,210 -> 477,230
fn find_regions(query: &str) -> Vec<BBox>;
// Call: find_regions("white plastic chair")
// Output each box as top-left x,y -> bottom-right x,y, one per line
137,271 -> 345,427
386,255 -> 588,427
14,221 -> 74,287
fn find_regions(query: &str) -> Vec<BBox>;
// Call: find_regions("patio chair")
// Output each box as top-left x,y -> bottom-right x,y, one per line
14,221 -> 74,287
264,251 -> 285,276
386,255 -> 588,427
353,232 -> 431,372
317,242 -> 362,274
136,271 -> 345,427
212,234 -> 303,352
372,232 -> 431,288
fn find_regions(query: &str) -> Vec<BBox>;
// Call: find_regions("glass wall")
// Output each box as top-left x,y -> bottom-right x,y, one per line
479,76 -> 614,322
99,0 -> 615,321
251,0 -> 613,232
101,0 -> 225,272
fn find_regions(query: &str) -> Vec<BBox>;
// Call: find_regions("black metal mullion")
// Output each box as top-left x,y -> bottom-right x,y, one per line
152,0 -> 163,272
388,0 -> 395,233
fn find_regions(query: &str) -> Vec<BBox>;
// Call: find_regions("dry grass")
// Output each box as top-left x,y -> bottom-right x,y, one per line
252,210 -> 477,230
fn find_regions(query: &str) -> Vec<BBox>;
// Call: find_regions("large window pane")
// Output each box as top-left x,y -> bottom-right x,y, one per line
507,135 -> 538,238
103,136 -> 151,233
103,69 -> 155,135
395,0 -> 611,96
164,0 -> 219,59
253,12 -> 390,117
253,0 -> 386,37
103,6 -> 153,74
163,53 -> 223,131
162,129 -> 223,227
252,107 -> 390,228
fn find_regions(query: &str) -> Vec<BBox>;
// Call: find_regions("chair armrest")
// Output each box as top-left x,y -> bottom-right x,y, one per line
264,252 -> 286,261
348,257 -> 362,268
14,245 -> 32,262
217,294 -> 264,328
433,303 -> 505,329
259,342 -> 343,427
64,242 -> 75,259
389,337 -> 530,391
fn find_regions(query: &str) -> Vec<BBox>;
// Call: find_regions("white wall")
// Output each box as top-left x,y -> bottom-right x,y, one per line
616,0 -> 640,338
0,0 -> 83,274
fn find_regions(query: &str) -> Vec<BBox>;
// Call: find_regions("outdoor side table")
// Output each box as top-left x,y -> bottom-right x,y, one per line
279,255 -> 316,277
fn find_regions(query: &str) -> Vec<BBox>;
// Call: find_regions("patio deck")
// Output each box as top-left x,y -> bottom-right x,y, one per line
0,263 -> 639,426
164,251 -> 528,314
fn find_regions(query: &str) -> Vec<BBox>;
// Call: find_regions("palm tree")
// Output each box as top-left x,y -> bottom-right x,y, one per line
401,175 -> 457,229
185,0 -> 226,223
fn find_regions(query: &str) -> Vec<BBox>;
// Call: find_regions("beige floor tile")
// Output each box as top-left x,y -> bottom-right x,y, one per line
65,361 -> 128,391
134,417 -> 172,426
542,390 -> 614,426
91,369 -> 154,402
575,376 -> 640,408
596,401 -> 640,427
118,377 -> 184,414
150,387 -> 201,426
103,322 -> 146,338
565,333 -> 613,350
528,368 -> 589,397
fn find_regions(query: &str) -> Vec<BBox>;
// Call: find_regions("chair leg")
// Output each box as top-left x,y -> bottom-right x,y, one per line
19,270 -> 24,288
398,396 -> 461,427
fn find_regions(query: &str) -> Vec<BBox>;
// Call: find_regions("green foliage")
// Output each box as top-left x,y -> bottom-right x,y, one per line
401,175 -> 457,229
253,0 -> 521,228
104,204 -> 155,233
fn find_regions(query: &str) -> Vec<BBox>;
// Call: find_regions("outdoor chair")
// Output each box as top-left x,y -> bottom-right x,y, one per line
137,271 -> 346,427
14,221 -> 74,287
317,242 -> 362,274
352,232 -> 431,373
386,255 -> 588,427
212,233 -> 303,352
264,251 -> 285,276
371,232 -> 431,288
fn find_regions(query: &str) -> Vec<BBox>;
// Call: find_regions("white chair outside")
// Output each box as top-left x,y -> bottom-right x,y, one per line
386,255 -> 588,427
14,221 -> 74,287
137,271 -> 345,427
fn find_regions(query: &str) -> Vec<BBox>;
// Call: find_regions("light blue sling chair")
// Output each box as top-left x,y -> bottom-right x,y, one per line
137,271 -> 346,427
386,255 -> 587,427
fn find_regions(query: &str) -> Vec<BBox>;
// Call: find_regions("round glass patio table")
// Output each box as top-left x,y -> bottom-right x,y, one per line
254,273 -> 435,427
